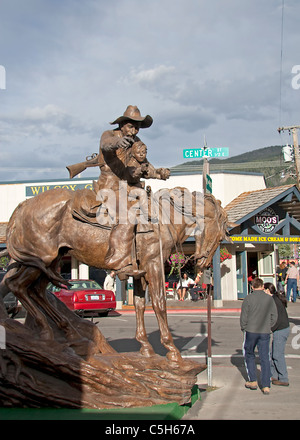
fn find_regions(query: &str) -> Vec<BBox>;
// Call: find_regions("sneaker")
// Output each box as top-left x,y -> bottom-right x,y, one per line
272,379 -> 289,386
245,381 -> 258,390
262,387 -> 270,395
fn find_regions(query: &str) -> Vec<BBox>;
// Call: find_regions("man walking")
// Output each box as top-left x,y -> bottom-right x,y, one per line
240,277 -> 278,394
285,261 -> 299,302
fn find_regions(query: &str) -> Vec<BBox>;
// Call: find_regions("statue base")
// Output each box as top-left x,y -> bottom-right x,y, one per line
0,317 -> 206,410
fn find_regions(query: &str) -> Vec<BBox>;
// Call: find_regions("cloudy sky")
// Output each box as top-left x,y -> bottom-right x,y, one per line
0,0 -> 299,182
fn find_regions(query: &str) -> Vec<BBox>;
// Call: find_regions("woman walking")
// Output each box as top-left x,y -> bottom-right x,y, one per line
264,282 -> 290,386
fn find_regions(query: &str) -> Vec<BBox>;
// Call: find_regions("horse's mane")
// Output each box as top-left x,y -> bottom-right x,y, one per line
152,186 -> 203,221
152,186 -> 228,241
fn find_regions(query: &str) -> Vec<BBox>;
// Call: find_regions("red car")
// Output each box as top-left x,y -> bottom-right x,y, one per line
47,279 -> 116,317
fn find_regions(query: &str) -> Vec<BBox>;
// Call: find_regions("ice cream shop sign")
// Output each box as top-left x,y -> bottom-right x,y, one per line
254,207 -> 279,234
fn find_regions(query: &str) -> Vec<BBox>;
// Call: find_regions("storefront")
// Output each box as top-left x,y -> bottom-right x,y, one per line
212,184 -> 300,306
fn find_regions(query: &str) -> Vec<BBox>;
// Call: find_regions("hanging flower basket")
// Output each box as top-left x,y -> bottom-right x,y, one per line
168,252 -> 186,276
220,247 -> 232,262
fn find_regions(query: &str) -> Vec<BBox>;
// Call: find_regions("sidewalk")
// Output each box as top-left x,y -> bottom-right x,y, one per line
120,299 -> 243,314
182,300 -> 300,420
183,358 -> 300,420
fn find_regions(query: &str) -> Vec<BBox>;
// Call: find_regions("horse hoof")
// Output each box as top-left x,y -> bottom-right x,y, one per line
166,351 -> 183,363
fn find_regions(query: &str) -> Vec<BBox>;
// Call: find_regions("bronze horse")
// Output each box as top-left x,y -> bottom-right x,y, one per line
0,186 -> 229,362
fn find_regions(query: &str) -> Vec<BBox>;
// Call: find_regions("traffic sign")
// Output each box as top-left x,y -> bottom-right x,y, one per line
183,147 -> 229,159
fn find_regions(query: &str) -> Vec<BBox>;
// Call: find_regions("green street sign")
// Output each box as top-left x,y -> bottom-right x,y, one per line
183,147 -> 229,159
206,174 -> 212,194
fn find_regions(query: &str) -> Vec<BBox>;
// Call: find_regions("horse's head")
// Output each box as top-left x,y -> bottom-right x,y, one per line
154,187 -> 230,270
193,193 -> 229,270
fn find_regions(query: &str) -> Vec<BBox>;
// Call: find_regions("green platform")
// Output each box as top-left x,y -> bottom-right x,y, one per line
0,386 -> 201,420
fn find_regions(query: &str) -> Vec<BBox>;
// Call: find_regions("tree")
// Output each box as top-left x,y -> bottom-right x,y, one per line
277,243 -> 293,259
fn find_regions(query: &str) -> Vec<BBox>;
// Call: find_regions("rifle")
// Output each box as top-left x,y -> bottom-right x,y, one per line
66,153 -> 99,179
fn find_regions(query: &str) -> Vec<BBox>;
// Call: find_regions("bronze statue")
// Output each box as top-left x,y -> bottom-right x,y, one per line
0,186 -> 228,408
67,106 -> 171,280
0,105 -> 230,409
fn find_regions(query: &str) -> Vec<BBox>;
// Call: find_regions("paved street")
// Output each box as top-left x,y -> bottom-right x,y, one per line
95,302 -> 300,420
13,300 -> 300,419
95,304 -> 300,364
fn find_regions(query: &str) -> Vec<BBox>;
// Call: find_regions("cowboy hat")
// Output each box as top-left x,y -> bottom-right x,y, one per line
110,105 -> 153,128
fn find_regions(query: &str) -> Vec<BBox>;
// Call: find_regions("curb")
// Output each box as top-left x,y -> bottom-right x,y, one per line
112,308 -> 241,315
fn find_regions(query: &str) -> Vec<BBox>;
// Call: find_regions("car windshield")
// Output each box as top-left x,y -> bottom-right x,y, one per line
69,281 -> 101,290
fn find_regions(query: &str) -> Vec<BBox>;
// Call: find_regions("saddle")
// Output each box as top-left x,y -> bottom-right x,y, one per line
71,182 -> 155,232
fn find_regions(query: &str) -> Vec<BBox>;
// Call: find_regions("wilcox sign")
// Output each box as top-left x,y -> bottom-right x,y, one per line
26,183 -> 93,197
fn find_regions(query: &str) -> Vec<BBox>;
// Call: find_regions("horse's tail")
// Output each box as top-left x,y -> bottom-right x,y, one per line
5,188 -> 73,288
6,251 -> 69,288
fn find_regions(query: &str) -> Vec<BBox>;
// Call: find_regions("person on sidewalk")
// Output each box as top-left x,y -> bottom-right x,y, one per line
240,277 -> 278,395
264,282 -> 290,387
104,270 -> 116,293
190,270 -> 204,301
285,261 -> 299,302
276,262 -> 287,294
176,273 -> 194,301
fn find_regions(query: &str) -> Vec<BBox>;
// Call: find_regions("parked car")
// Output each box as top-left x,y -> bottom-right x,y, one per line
47,279 -> 116,317
0,271 -> 22,318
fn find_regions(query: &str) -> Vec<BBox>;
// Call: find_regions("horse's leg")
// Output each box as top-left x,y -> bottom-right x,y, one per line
0,274 -> 11,319
147,262 -> 182,362
133,278 -> 155,357
5,264 -> 54,340
32,275 -> 90,344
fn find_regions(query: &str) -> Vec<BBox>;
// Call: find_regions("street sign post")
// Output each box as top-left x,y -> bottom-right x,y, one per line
206,174 -> 212,194
182,142 -> 229,389
182,142 -> 229,388
183,147 -> 229,159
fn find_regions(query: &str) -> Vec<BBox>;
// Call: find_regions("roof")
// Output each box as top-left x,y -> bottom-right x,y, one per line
225,184 -> 300,224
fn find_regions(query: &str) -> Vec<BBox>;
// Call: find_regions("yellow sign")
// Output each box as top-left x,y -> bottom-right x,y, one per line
26,183 -> 93,197
231,235 -> 300,243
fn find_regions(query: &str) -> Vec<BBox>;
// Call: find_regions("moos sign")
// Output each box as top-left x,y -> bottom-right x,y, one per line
255,207 -> 279,234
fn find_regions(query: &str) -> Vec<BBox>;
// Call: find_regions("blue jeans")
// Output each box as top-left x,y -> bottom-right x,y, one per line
286,278 -> 297,302
243,332 -> 271,388
271,327 -> 290,383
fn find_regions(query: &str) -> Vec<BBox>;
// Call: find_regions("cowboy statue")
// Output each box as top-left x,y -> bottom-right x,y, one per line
67,105 -> 170,280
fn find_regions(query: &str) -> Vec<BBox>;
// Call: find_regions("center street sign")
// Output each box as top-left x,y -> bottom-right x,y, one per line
183,147 -> 229,159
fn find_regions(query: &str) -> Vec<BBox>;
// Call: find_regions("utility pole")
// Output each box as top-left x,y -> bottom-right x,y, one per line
202,136 -> 209,194
278,125 -> 300,189
202,136 -> 212,386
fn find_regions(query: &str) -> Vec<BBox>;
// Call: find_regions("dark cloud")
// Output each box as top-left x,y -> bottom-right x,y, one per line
0,0 -> 300,180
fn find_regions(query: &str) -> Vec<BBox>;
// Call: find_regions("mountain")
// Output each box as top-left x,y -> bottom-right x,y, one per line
171,145 -> 297,188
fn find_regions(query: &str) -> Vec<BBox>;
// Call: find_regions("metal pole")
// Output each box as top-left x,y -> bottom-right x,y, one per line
291,128 -> 300,190
202,136 -> 209,195
278,125 -> 300,189
207,283 -> 212,387
203,157 -> 208,195
202,136 -> 212,385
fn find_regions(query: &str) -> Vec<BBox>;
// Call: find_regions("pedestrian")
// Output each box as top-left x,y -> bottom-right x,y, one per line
104,270 -> 116,293
276,262 -> 287,293
240,277 -> 278,394
190,270 -> 204,301
285,261 -> 299,302
264,282 -> 290,387
176,272 -> 194,301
